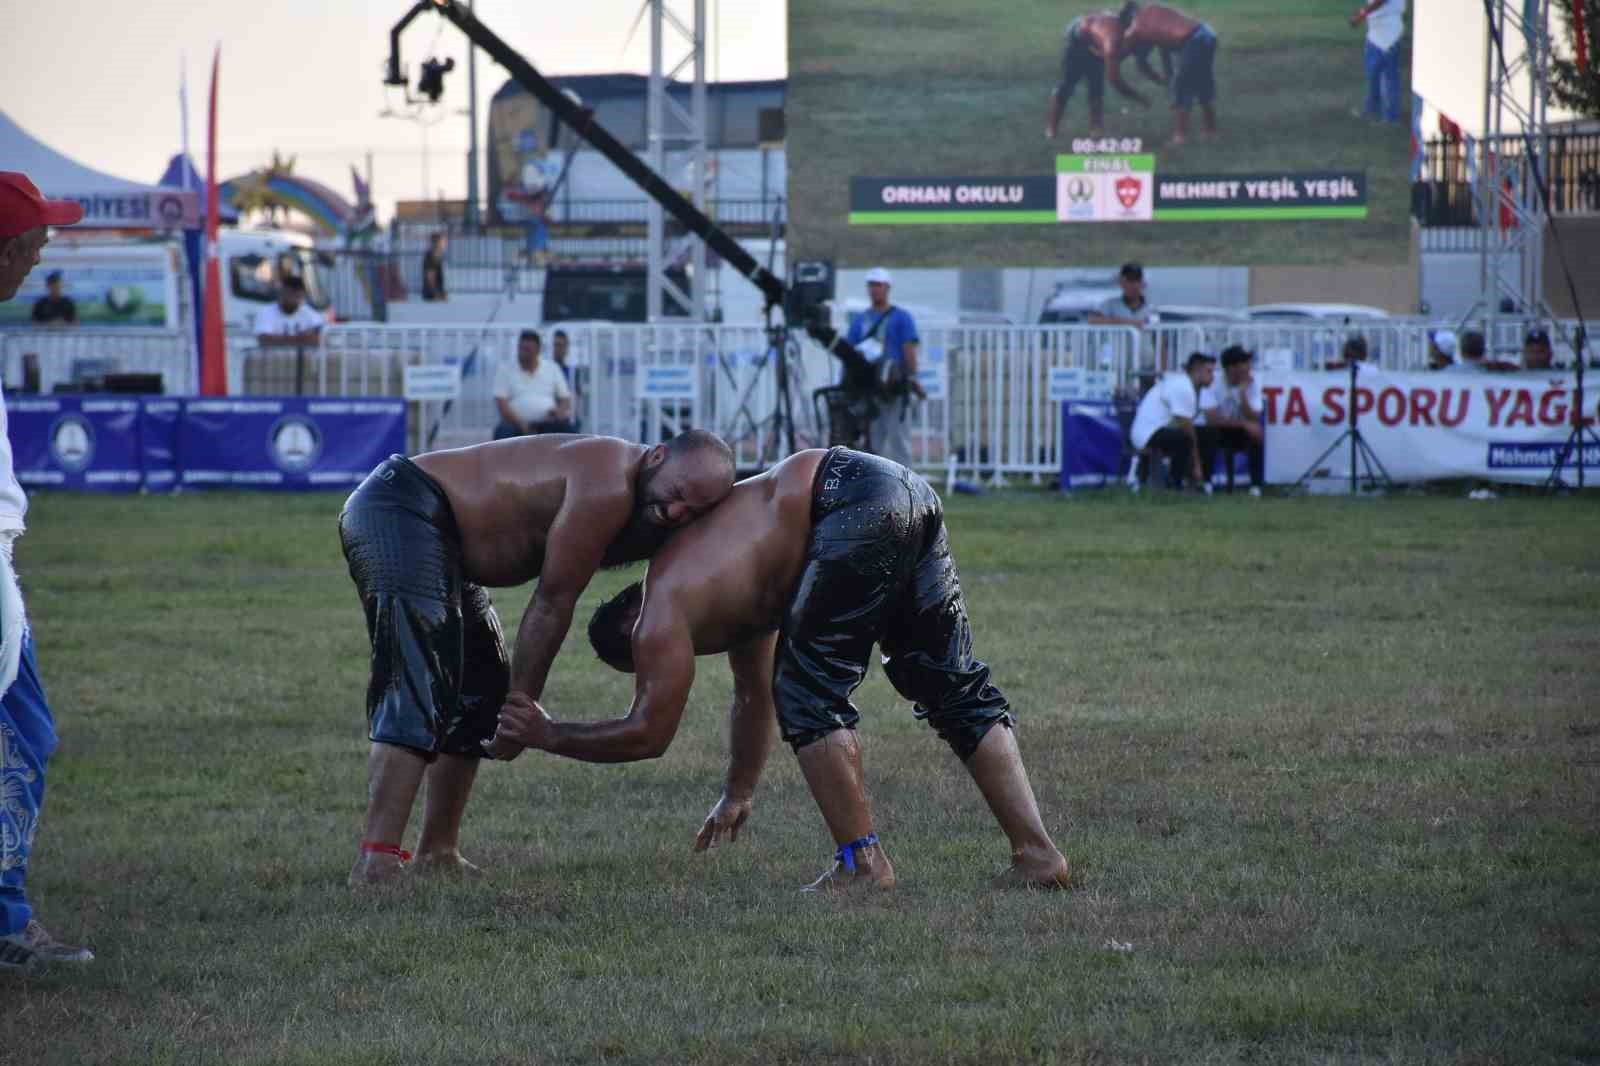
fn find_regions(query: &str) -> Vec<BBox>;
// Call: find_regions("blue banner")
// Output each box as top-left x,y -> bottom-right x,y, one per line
140,399 -> 182,492
1059,401 -> 1124,490
178,397 -> 406,490
7,396 -> 146,493
5,396 -> 407,493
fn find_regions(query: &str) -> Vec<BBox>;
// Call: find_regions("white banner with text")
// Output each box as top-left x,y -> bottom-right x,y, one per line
1262,371 -> 1600,486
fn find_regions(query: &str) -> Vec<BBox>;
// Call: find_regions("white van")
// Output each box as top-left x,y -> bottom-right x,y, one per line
6,228 -> 334,333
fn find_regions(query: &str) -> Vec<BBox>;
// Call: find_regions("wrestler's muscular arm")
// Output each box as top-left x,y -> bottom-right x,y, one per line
507,475 -> 633,701
694,631 -> 779,851
1092,25 -> 1151,108
498,597 -> 696,763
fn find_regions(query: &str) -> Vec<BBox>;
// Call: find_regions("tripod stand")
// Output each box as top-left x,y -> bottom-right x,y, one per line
1544,325 -> 1598,492
1293,357 -> 1394,494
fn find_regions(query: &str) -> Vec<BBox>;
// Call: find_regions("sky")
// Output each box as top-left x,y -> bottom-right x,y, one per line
6,1 -> 1560,228
6,0 -> 786,219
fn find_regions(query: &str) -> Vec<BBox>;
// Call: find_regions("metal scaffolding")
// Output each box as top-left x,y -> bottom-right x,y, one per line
647,0 -> 708,322
1477,0 -> 1553,328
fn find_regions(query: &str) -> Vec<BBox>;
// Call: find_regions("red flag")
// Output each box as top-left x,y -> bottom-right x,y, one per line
199,45 -> 227,396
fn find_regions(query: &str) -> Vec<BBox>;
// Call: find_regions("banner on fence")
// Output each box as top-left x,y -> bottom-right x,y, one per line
1263,371 -> 1600,485
7,396 -> 146,492
1059,401 -> 1124,489
179,398 -> 406,489
5,396 -> 408,493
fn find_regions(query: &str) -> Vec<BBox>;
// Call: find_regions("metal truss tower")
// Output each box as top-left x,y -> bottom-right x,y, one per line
648,0 -> 708,322
1478,0 -> 1553,328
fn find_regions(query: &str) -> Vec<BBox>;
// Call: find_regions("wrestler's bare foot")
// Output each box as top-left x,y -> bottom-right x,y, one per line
348,853 -> 409,890
408,850 -> 485,879
999,845 -> 1070,889
801,847 -> 896,894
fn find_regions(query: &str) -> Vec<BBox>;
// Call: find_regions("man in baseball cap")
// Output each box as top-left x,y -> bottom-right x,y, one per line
0,172 -> 94,974
0,173 -> 84,301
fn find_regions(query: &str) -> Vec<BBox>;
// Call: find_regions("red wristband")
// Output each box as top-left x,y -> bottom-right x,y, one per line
360,842 -> 413,861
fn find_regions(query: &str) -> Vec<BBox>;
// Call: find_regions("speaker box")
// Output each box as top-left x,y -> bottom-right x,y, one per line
786,258 -> 834,324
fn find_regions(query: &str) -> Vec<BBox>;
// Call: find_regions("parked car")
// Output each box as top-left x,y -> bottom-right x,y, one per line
1244,303 -> 1392,322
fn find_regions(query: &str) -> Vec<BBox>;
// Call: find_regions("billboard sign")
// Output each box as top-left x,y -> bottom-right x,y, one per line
790,0 -> 1412,266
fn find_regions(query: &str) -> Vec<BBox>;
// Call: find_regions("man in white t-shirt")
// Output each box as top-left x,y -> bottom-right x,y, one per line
0,172 -> 95,974
253,275 -> 324,349
1196,345 -> 1264,494
1130,351 -> 1214,489
493,329 -> 574,439
1350,0 -> 1406,123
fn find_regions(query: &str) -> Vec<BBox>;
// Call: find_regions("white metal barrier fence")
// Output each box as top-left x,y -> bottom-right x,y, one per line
5,318 -> 1592,481
0,328 -> 197,396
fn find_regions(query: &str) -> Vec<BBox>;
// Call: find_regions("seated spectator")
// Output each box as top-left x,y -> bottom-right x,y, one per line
31,271 -> 75,327
1521,326 -> 1556,370
1197,345 -> 1264,495
1426,329 -> 1456,370
1129,351 -> 1214,491
493,329 -> 574,440
1448,330 -> 1489,372
550,328 -> 582,425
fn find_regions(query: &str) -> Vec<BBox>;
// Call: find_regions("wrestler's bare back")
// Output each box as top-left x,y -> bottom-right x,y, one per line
413,434 -> 636,588
642,449 -> 827,655
1126,4 -> 1199,48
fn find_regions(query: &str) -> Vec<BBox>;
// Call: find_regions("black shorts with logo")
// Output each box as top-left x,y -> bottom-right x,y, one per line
772,448 -> 1012,760
338,455 -> 509,758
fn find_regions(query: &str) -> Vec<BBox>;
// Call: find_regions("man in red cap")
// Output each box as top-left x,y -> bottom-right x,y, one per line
0,172 -> 95,974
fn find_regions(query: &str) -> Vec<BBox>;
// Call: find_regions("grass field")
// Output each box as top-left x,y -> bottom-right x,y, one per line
790,0 -> 1413,269
4,489 -> 1600,1065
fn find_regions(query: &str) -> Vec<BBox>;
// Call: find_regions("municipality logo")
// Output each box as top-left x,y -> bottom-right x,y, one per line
268,415 -> 322,473
1059,174 -> 1098,222
49,414 -> 95,472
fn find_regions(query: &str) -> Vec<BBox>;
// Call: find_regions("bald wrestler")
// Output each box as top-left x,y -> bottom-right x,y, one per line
339,431 -> 735,887
1113,1 -> 1218,145
487,447 -> 1070,891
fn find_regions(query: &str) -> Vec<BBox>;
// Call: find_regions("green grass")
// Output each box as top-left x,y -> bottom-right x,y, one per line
4,489 -> 1600,1065
790,0 -> 1414,268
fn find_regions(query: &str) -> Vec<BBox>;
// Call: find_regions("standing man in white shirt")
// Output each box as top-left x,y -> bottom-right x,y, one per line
492,330 -> 574,439
1129,351 -> 1214,490
0,172 -> 95,974
1351,0 -> 1406,123
253,275 -> 324,349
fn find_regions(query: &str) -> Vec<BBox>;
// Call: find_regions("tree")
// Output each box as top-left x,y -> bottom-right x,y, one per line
1550,0 -> 1600,117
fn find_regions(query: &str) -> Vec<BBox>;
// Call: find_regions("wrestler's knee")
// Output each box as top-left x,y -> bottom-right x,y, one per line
779,708 -> 859,752
933,708 -> 1013,762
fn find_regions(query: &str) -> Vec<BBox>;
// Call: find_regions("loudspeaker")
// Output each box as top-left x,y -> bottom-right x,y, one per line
786,258 -> 834,325
103,373 -> 165,395
757,108 -> 786,145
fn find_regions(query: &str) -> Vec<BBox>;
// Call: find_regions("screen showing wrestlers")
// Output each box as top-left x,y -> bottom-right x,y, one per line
789,0 -> 1412,267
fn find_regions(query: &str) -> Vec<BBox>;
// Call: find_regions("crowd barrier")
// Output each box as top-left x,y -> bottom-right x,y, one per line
4,318 -> 1592,486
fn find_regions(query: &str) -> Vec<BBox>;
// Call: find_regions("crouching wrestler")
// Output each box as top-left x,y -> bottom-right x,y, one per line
484,447 -> 1070,891
338,432 -> 734,888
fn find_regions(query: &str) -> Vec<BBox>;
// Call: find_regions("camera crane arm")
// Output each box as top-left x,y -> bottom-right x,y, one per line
386,0 -> 871,384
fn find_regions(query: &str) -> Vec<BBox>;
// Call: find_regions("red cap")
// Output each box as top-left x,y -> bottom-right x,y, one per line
0,172 -> 85,239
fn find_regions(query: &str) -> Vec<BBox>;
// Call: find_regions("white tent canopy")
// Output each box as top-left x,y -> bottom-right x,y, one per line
1,110 -> 198,227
